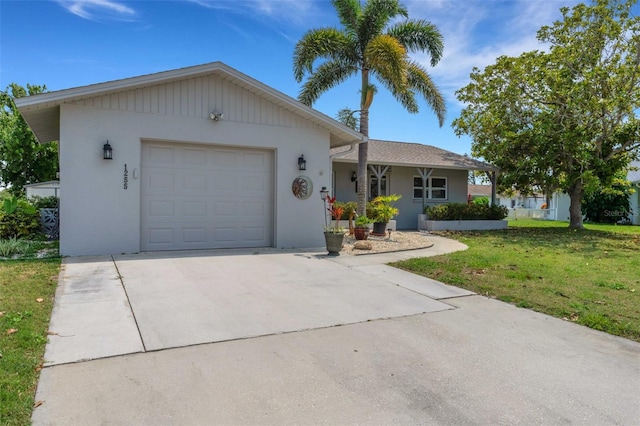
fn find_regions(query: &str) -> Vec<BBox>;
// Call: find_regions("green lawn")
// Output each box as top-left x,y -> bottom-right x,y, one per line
393,219 -> 640,342
0,259 -> 60,426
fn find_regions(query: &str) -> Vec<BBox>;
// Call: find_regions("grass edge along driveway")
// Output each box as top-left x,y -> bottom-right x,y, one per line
0,258 -> 60,426
393,220 -> 640,343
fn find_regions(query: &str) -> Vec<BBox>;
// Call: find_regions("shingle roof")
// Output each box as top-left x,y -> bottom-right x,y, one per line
331,139 -> 497,171
468,184 -> 493,196
627,161 -> 640,183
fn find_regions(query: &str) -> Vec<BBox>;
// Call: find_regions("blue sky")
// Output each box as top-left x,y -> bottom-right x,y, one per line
1,0 -> 620,155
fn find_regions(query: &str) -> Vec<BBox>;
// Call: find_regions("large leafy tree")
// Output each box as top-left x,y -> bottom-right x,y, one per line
0,83 -> 58,196
293,0 -> 446,215
454,0 -> 640,229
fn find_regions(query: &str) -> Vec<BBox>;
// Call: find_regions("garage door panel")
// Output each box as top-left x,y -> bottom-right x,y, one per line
212,150 -> 240,169
183,173 -> 207,191
213,175 -> 238,191
147,146 -> 175,165
147,200 -> 175,218
244,227 -> 266,242
141,142 -> 273,251
214,201 -> 237,216
148,172 -> 176,192
183,228 -> 207,243
243,151 -> 269,169
183,201 -> 207,217
244,202 -> 266,216
147,228 -> 175,245
183,148 -> 208,168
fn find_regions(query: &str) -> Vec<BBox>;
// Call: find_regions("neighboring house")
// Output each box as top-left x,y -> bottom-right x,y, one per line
489,187 -> 547,209
24,180 -> 60,199
16,62 -> 364,256
331,140 -> 497,229
468,184 -> 492,201
628,161 -> 640,225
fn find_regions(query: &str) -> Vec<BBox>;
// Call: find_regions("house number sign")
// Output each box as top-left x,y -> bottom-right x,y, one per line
124,164 -> 129,190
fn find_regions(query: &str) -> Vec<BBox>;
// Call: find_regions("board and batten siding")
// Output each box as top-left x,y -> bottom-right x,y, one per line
74,75 -> 319,130
58,73 -> 332,256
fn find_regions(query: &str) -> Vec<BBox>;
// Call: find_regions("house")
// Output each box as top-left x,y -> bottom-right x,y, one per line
468,184 -> 492,201
24,180 -> 60,199
16,62 -> 365,256
331,140 -> 497,229
470,184 -> 548,209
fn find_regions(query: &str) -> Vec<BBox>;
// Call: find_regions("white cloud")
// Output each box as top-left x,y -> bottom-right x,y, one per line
187,0 -> 321,26
404,0 -> 581,105
56,0 -> 137,21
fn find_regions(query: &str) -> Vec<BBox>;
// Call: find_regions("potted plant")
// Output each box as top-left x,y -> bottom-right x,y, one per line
353,215 -> 373,240
324,195 -> 345,255
371,194 -> 401,236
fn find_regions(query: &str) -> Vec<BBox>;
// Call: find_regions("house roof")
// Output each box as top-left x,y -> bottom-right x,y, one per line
14,61 -> 366,148
468,184 -> 493,196
23,180 -> 60,188
628,161 -> 640,183
331,139 -> 498,171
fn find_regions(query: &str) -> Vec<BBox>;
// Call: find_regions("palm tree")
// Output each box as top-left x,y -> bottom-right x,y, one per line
293,0 -> 446,215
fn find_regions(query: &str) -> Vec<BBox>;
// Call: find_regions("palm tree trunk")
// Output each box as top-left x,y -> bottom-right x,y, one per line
357,113 -> 369,216
357,69 -> 370,216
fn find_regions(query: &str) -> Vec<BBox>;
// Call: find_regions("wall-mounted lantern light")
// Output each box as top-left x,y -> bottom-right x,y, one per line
103,141 -> 113,160
298,155 -> 307,171
351,171 -> 357,182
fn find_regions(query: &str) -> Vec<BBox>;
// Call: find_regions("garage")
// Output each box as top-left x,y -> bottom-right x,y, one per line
16,62 -> 365,255
141,141 -> 274,251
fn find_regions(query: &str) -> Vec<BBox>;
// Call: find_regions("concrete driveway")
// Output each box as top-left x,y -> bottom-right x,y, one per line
33,236 -> 640,424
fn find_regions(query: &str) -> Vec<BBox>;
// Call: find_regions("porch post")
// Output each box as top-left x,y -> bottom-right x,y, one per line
369,165 -> 390,198
417,168 -> 433,210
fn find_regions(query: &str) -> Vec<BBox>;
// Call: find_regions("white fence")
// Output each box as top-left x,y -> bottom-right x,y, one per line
507,208 -> 558,221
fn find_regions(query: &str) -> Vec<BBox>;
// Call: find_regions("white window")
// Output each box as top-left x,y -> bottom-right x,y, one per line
369,175 -> 388,200
413,176 -> 447,200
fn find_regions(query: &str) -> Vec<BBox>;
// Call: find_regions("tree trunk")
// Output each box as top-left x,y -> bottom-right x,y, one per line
357,140 -> 368,216
356,69 -> 370,217
568,180 -> 584,229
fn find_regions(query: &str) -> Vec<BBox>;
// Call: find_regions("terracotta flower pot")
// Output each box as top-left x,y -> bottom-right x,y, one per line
354,227 -> 369,240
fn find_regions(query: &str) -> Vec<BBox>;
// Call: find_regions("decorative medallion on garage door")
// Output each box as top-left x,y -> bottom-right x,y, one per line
292,176 -> 313,200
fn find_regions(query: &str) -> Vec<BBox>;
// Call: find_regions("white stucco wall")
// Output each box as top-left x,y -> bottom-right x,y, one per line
332,162 -> 469,229
59,103 -> 332,256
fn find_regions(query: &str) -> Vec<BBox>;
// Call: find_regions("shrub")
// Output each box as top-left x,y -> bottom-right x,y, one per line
0,197 -> 41,239
332,201 -> 357,220
472,196 -> 490,206
425,203 -> 508,221
582,176 -> 634,224
354,215 -> 374,227
30,195 -> 59,209
370,194 -> 401,223
0,237 -> 31,257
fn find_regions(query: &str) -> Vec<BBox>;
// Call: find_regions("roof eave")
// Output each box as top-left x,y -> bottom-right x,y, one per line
332,157 -> 498,172
15,61 -> 365,147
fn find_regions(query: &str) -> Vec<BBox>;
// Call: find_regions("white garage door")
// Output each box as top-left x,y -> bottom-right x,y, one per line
141,141 -> 274,251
